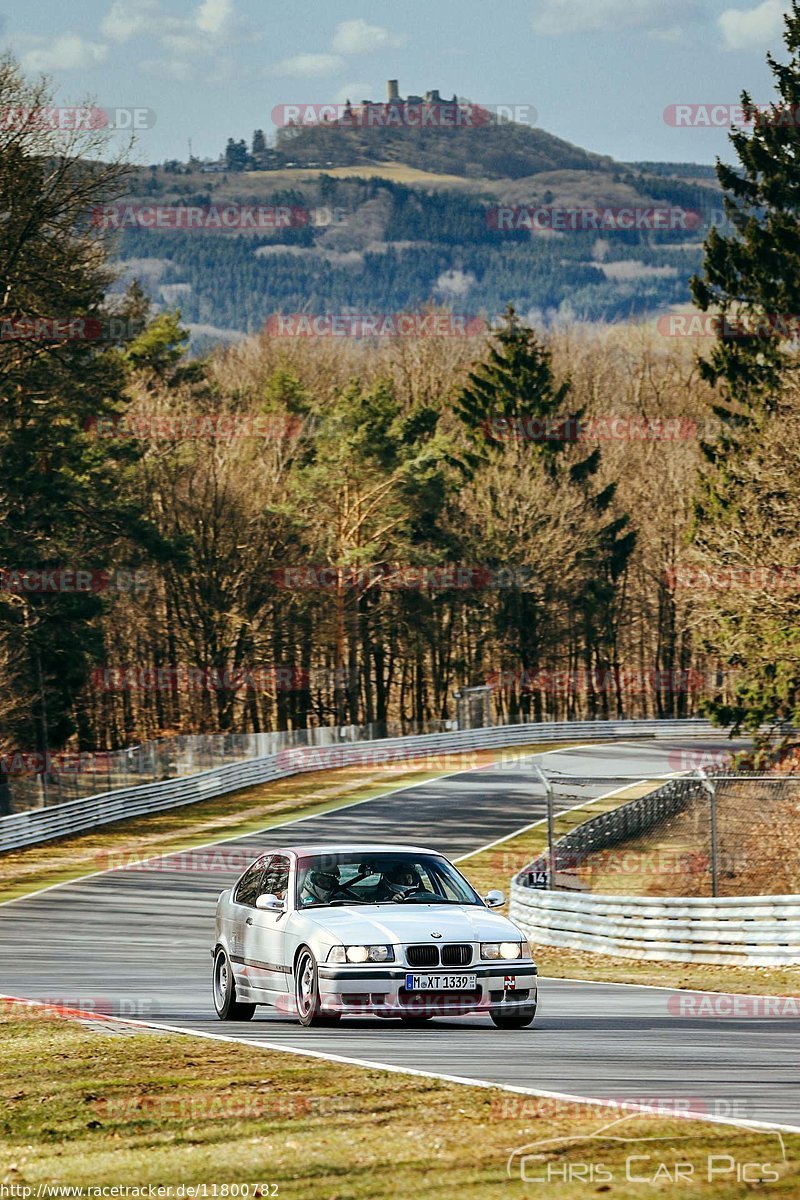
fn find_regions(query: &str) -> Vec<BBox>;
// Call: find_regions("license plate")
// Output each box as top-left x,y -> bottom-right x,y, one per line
405,973 -> 477,991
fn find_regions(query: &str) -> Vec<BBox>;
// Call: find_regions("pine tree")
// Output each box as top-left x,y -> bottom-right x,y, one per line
0,55 -> 170,785
453,308 -> 635,717
691,1 -> 800,414
455,305 -> 575,466
688,3 -> 800,741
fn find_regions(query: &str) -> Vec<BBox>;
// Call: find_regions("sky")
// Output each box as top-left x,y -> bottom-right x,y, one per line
1,0 -> 796,166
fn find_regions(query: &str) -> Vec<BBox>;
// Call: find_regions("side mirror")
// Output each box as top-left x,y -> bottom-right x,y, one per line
484,889 -> 505,909
256,893 -> 285,912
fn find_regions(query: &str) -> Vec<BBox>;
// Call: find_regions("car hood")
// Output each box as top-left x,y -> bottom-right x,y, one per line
301,903 -> 524,945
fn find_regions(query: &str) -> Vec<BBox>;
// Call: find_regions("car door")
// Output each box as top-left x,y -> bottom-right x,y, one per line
241,853 -> 291,995
227,855 -> 269,991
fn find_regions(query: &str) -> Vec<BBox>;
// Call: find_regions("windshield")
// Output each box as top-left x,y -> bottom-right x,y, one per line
296,851 -> 483,909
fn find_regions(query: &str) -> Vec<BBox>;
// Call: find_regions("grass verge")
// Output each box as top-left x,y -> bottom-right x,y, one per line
1,1006 -> 797,1197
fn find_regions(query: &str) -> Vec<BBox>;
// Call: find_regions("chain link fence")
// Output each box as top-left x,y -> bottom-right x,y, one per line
1,718 -> 463,814
525,770 -> 800,898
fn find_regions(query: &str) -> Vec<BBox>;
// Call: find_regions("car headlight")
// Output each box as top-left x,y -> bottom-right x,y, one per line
326,945 -> 394,963
481,941 -> 524,960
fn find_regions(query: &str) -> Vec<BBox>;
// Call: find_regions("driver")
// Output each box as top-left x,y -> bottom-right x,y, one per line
377,861 -> 422,900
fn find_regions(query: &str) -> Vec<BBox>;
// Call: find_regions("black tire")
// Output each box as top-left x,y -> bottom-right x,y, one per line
213,947 -> 256,1021
295,946 -> 338,1026
490,1002 -> 537,1029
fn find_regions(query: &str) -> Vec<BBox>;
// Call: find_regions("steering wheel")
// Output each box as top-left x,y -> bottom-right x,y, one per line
392,884 -> 433,902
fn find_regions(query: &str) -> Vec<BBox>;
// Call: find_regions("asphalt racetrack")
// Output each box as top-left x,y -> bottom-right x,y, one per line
2,738 -> 798,1131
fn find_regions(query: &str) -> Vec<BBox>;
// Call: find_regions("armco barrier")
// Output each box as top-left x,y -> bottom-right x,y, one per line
0,717 -> 717,853
509,885 -> 800,966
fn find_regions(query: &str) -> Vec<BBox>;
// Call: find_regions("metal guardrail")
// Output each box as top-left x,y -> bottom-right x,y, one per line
0,717 -> 718,853
510,769 -> 800,965
509,885 -> 800,966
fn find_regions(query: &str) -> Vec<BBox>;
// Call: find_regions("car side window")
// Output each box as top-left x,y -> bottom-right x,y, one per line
262,854 -> 290,902
235,859 -> 265,907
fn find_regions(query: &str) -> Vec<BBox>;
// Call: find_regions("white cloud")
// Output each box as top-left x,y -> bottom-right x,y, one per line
334,82 -> 374,103
532,0 -> 697,35
271,53 -> 345,77
196,0 -> 234,36
21,34 -> 108,72
331,19 -> 406,54
101,0 -> 159,42
718,0 -> 788,50
100,0 -> 245,70
140,57 -> 195,81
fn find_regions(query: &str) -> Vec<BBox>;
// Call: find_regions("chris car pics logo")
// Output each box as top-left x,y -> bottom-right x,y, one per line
507,1116 -> 787,1186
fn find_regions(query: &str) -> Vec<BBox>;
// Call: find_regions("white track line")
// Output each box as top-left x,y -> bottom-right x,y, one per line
452,773 -> 675,862
2,993 -> 797,1136
540,976 -> 800,995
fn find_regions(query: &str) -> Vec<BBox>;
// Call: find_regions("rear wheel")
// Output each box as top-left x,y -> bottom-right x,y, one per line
213,947 -> 255,1021
490,1002 -> 536,1029
294,947 -> 339,1026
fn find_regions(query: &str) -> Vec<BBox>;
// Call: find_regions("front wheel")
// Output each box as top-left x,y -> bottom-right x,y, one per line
294,947 -> 339,1026
213,947 -> 255,1021
490,1003 -> 536,1029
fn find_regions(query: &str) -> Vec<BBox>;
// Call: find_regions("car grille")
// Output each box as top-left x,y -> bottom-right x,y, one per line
407,945 -> 439,967
441,944 -> 472,966
406,943 -> 472,967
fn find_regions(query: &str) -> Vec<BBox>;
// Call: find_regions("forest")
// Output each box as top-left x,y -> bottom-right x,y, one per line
3,15 -> 800,776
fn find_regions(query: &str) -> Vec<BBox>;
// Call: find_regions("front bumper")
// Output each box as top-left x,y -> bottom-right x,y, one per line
317,962 -> 538,1016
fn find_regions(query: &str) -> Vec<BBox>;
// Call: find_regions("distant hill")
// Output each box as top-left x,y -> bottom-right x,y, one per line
113,101 -> 724,343
272,118 -> 613,180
